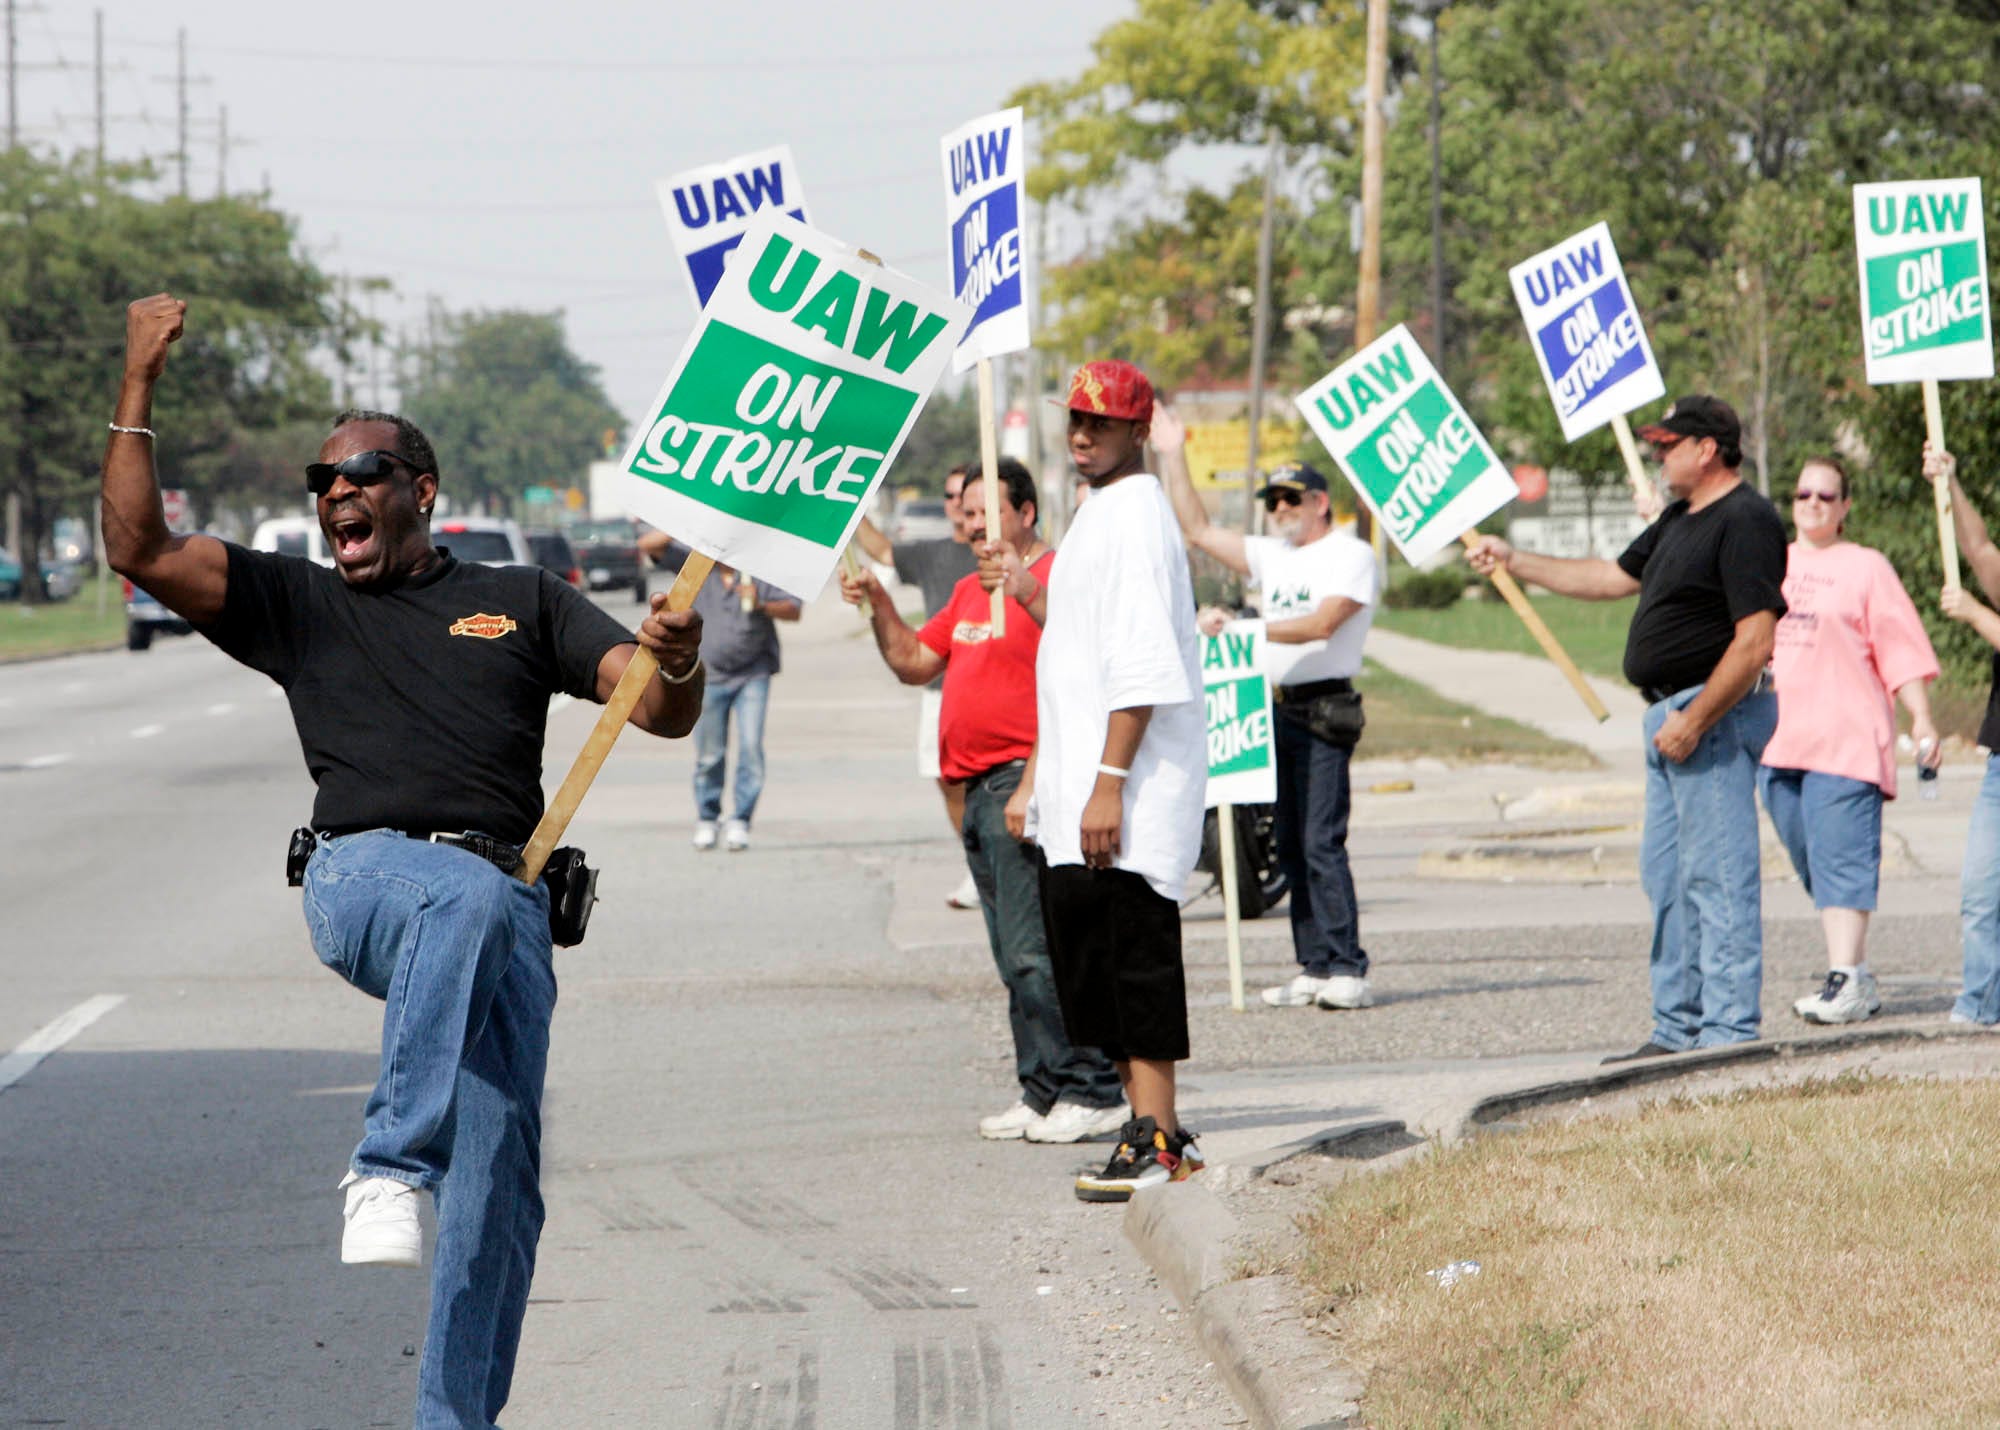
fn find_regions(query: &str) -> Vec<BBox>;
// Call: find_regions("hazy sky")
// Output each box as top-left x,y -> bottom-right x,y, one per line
32,1 -> 1134,423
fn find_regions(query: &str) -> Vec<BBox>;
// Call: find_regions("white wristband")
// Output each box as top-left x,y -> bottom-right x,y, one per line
1097,763 -> 1130,778
657,654 -> 703,686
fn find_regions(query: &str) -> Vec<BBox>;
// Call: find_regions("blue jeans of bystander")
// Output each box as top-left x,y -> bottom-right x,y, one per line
693,674 -> 771,825
1273,710 -> 1366,978
1956,753 -> 2000,1023
303,829 -> 556,1430
1640,685 -> 1777,1050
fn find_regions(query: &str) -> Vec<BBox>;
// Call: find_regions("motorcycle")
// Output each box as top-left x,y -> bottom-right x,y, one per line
1188,800 -> 1289,921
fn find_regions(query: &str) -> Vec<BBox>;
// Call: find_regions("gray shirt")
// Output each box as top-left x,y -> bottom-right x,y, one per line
893,538 -> 977,618
663,541 -> 798,687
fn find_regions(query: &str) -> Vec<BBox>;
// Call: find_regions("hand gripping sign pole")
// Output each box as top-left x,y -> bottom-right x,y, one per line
1508,222 -> 1668,523
1854,178 -> 1993,591
1297,323 -> 1609,722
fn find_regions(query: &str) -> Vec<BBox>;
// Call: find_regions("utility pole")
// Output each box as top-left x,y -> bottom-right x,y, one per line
176,29 -> 187,195
1427,2 -> 1446,374
7,0 -> 17,151
216,104 -> 227,196
93,8 -> 104,169
1243,136 -> 1279,538
1358,0 -> 1389,558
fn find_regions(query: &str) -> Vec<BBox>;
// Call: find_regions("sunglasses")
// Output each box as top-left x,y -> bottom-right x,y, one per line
305,449 -> 419,497
1262,489 -> 1304,512
1793,488 -> 1844,504
1650,435 -> 1690,456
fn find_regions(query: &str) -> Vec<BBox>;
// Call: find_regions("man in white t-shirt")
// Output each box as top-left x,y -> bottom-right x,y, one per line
982,359 -> 1207,1204
1156,410 -> 1381,1012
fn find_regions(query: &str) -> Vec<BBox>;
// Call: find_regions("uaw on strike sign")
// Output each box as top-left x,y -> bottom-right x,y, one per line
1853,178 -> 1993,385
1295,326 -> 1517,566
613,210 -> 972,597
1508,221 -> 1664,440
657,145 -> 811,311
1203,620 -> 1276,807
941,106 -> 1029,371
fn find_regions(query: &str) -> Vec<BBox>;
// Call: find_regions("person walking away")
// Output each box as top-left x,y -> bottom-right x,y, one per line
1469,396 -> 1786,1062
841,458 -> 1127,1143
986,359 -> 1207,1201
1760,456 -> 1940,1024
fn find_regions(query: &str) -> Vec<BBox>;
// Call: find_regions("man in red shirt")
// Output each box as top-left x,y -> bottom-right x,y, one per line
840,458 -> 1125,1144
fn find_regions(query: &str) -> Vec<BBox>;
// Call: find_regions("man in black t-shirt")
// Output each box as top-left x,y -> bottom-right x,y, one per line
102,294 -> 706,1429
1470,396 -> 1787,1062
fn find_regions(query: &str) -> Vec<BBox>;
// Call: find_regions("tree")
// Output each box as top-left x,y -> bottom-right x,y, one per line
0,150 -> 337,598
400,310 -> 623,513
887,383 -> 983,493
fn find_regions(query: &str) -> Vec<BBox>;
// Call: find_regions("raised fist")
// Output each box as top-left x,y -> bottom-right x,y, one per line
124,294 -> 187,384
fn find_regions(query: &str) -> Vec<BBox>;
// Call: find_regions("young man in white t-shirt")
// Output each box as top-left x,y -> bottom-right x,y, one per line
1156,409 -> 1381,1011
982,359 -> 1207,1203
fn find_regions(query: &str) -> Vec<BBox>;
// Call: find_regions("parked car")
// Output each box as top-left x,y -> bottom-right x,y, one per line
566,519 -> 646,600
890,497 -> 954,543
430,516 -> 531,568
0,546 -> 77,602
252,515 -> 332,566
123,576 -> 193,651
525,529 -> 583,588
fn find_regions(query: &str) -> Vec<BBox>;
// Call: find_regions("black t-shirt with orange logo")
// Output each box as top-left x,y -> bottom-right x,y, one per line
203,544 -> 634,843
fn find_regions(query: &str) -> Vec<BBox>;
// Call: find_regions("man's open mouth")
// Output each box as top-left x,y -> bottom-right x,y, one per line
328,511 -> 376,561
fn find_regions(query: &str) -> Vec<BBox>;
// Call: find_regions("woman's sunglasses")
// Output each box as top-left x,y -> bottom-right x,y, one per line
1792,488 -> 1844,504
305,449 -> 419,498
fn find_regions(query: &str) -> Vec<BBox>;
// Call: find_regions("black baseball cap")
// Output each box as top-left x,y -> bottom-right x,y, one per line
1636,395 -> 1741,448
1255,463 -> 1329,498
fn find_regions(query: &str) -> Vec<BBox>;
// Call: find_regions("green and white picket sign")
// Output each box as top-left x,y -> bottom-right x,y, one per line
1203,618 -> 1275,1014
1204,619 -> 1276,808
613,209 -> 973,598
1294,325 -> 1516,567
1854,178 -> 1992,387
1853,178 -> 1994,589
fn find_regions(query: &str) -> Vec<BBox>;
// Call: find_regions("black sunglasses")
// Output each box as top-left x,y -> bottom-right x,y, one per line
1262,489 -> 1304,512
306,449 -> 419,497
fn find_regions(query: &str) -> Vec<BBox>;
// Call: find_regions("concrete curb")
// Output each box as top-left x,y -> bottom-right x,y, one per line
1128,1027 -> 1981,1428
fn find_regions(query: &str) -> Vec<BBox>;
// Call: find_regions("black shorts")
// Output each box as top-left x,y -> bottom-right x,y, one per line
1037,860 -> 1189,1063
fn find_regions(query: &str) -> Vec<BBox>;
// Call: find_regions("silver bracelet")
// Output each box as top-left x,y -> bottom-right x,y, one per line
108,422 -> 157,438
657,654 -> 703,686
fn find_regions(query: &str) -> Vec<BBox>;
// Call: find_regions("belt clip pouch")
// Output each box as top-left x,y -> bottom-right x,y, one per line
543,846 -> 599,947
1303,690 -> 1366,748
286,826 -> 315,888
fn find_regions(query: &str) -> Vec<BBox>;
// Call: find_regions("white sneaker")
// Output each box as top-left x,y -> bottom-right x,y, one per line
978,1100 -> 1042,1140
691,820 -> 718,851
1261,973 -> 1332,1007
947,873 -> 982,910
1316,975 -> 1375,1010
339,1171 -> 422,1268
723,819 -> 751,852
1025,1100 -> 1130,1144
1794,969 -> 1875,1025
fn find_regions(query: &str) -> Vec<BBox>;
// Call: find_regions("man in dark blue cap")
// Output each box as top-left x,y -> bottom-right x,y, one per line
1154,405 -> 1383,1012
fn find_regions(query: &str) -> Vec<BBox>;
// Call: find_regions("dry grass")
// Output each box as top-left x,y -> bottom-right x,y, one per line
1297,1074 -> 2000,1428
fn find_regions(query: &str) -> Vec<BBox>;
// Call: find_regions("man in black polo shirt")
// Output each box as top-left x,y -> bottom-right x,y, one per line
102,293 -> 705,1429
1469,396 -> 1786,1061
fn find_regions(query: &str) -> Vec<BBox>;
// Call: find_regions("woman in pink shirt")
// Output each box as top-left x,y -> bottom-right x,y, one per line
1761,456 -> 1941,1024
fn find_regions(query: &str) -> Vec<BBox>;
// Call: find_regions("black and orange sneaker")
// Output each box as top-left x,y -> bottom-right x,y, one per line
1074,1117 -> 1204,1202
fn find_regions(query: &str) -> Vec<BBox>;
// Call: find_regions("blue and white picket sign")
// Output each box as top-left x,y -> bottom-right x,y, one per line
940,106 -> 1029,374
656,144 -> 812,311
1508,222 -> 1665,442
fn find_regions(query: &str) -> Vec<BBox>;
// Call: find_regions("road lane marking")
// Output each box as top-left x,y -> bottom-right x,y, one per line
23,753 -> 72,768
0,995 -> 125,1095
130,724 -> 164,739
205,703 -> 236,716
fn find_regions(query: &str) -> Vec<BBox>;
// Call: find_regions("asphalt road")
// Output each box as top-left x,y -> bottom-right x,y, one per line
0,601 -> 1234,1429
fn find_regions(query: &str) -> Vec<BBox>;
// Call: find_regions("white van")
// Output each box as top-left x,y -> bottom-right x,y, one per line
252,516 -> 331,567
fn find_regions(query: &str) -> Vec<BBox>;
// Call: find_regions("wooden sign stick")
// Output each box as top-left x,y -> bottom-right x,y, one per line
516,551 -> 717,883
976,357 -> 1005,636
1924,378 -> 1962,589
1217,803 -> 1246,1012
1609,413 -> 1660,519
1458,531 -> 1610,722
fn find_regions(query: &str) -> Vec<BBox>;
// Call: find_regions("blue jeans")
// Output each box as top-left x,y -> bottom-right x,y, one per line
693,675 -> 770,824
1273,709 -> 1366,978
1758,767 -> 1883,912
1639,685 -> 1777,1049
303,830 -> 557,1430
1957,754 -> 2000,1023
960,761 -> 1122,1111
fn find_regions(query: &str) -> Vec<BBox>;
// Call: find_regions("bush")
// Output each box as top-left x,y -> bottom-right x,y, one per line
1384,565 -> 1465,610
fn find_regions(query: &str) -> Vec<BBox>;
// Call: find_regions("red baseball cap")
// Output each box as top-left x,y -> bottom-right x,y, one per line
1053,360 -> 1154,424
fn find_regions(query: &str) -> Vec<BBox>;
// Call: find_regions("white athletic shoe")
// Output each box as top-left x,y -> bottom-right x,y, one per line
1025,1100 -> 1130,1144
947,873 -> 982,910
723,819 -> 751,852
339,1172 -> 422,1268
691,821 -> 718,851
978,1100 -> 1043,1141
1794,969 -> 1876,1025
1316,975 -> 1375,1010
1261,973 -> 1333,1007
